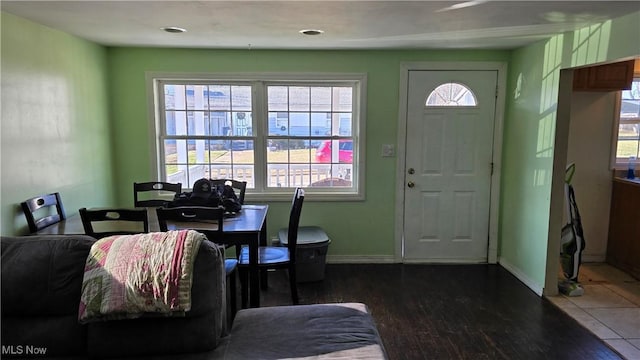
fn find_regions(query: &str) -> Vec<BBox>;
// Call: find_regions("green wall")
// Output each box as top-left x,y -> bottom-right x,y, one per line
0,12 -> 114,235
107,48 -> 510,257
499,11 -> 640,292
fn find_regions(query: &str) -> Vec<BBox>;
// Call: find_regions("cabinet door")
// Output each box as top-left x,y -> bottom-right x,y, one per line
607,180 -> 640,280
573,60 -> 635,91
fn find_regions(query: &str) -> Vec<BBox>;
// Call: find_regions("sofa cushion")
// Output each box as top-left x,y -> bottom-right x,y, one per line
1,315 -> 87,358
1,235 -> 96,358
214,302 -> 388,359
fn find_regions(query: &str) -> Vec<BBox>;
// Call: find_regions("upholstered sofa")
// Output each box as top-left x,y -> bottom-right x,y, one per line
1,235 -> 387,359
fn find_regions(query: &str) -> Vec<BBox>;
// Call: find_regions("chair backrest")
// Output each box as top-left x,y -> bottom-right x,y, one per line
21,192 -> 66,233
156,206 -> 225,242
209,179 -> 247,204
133,181 -> 182,207
79,207 -> 149,239
285,188 -> 305,262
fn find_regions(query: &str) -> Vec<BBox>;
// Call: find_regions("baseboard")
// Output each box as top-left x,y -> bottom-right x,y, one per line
498,257 -> 544,296
326,255 -> 397,264
582,254 -> 606,262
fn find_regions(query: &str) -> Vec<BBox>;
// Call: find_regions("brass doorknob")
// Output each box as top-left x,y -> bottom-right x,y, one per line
407,181 -> 415,188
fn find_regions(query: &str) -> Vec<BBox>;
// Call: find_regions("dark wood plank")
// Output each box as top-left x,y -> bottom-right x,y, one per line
255,264 -> 622,360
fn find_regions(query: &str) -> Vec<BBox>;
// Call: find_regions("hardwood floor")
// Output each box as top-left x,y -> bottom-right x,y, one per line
254,264 -> 623,360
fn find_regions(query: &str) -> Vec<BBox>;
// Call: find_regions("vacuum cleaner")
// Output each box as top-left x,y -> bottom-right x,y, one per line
559,163 -> 586,296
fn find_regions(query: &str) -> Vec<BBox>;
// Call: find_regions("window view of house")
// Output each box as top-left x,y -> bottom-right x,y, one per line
157,79 -> 361,195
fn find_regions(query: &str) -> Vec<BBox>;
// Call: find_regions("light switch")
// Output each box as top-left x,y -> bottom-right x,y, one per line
382,144 -> 395,157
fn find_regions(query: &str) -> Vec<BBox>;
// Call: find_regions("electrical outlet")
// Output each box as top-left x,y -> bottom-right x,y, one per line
381,144 -> 395,157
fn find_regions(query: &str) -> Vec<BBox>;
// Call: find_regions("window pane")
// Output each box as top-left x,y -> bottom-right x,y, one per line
334,113 -> 352,136
233,111 -> 252,136
186,85 -> 207,110
313,139 -> 353,164
268,86 -> 288,111
617,139 -> 639,158
165,85 -> 186,110
268,112 -> 289,136
289,140 -> 311,163
426,83 -> 477,106
311,112 -> 331,136
166,111 -> 187,135
311,87 -> 332,111
210,165 -> 232,181
209,85 -> 231,110
166,164 -> 186,186
164,85 -> 176,110
290,113 -> 310,137
231,86 -> 252,111
267,139 -> 288,162
232,142 -> 254,164
333,87 -> 352,112
621,81 -> 640,119
289,164 -> 311,187
209,111 -> 230,136
233,166 -> 254,186
190,111 -> 208,136
164,139 -> 178,165
188,164 -> 208,186
289,86 -> 310,111
268,164 -> 289,187
619,123 -> 640,140
334,164 -> 353,181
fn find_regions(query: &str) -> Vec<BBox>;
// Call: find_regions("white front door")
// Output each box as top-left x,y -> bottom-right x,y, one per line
403,70 -> 498,262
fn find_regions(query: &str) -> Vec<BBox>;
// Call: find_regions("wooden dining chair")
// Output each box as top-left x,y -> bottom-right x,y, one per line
21,192 -> 66,233
156,206 -> 238,318
133,181 -> 182,207
210,179 -> 247,205
79,208 -> 149,239
238,188 -> 305,308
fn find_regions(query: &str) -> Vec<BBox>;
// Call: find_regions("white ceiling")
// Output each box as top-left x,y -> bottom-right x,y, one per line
2,1 -> 639,50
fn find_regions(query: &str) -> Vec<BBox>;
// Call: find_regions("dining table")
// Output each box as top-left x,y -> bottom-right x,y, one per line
35,204 -> 269,308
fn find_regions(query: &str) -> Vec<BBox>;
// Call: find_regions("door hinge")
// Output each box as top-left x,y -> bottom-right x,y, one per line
490,162 -> 494,175
495,85 -> 498,98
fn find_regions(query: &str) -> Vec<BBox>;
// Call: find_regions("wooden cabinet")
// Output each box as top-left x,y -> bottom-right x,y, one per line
606,178 -> 640,280
573,60 -> 635,91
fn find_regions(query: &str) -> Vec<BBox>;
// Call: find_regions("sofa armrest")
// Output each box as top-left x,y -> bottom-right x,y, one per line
1,235 -> 96,358
87,240 -> 227,358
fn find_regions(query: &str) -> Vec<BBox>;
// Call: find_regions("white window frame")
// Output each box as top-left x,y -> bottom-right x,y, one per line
611,76 -> 640,169
146,72 -> 367,201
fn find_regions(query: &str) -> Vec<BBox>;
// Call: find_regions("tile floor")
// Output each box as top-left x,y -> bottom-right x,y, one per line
548,263 -> 640,360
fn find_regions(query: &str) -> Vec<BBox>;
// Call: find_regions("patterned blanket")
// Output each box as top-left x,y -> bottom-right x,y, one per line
78,230 -> 204,323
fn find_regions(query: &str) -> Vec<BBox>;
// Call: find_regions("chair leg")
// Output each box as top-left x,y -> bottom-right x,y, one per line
239,267 -> 249,309
288,265 -> 299,305
228,269 -> 237,320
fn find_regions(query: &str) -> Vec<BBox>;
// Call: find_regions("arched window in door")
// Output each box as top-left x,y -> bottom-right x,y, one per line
426,82 -> 477,106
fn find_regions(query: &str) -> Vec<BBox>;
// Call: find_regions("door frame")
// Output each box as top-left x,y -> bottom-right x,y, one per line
394,62 -> 508,263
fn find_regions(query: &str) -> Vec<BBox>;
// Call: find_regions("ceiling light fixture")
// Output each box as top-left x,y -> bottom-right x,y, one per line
162,26 -> 187,33
299,29 -> 324,36
436,0 -> 488,13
